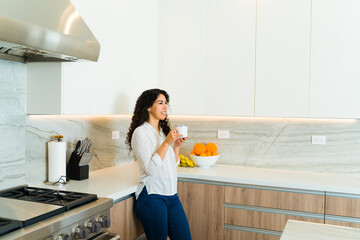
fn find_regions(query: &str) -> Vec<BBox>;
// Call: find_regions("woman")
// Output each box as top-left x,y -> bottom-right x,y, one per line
126,89 -> 192,240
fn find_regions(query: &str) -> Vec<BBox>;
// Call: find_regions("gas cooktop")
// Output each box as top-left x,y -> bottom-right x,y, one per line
0,185 -> 97,210
0,185 -> 103,238
0,217 -> 22,236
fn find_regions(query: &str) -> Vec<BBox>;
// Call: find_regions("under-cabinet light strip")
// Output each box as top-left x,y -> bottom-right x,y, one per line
28,114 -> 356,123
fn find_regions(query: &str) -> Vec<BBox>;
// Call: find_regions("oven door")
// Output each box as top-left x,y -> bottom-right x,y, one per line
90,231 -> 120,240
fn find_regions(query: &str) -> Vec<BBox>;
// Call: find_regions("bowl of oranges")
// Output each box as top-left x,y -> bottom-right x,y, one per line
189,143 -> 219,168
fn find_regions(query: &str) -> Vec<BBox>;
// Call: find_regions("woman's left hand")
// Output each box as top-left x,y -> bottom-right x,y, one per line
174,137 -> 187,149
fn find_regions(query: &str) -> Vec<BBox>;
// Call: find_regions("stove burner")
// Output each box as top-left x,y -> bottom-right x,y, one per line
0,186 -> 97,210
0,218 -> 23,236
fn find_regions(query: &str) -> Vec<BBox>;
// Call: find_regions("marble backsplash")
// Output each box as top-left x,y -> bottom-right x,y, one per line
25,115 -> 360,185
0,60 -> 26,189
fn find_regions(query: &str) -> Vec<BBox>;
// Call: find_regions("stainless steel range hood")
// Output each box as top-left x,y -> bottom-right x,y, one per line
0,0 -> 100,63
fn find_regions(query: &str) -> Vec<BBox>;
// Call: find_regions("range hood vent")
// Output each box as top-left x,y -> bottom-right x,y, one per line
0,0 -> 100,63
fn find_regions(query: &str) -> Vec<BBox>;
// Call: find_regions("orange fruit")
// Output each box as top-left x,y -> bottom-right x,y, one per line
199,153 -> 207,157
190,150 -> 195,155
206,143 -> 217,153
193,143 -> 206,155
206,152 -> 212,156
212,152 -> 219,156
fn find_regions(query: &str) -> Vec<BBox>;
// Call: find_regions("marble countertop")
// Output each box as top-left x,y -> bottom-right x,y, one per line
280,220 -> 360,240
38,161 -> 360,202
38,161 -> 139,201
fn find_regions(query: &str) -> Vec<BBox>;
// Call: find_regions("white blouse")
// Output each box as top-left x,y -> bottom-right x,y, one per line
132,122 -> 179,199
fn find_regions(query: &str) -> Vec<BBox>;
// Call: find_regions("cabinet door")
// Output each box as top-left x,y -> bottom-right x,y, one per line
110,196 -> 144,240
162,0 -> 207,115
27,0 -> 161,115
26,62 -> 62,114
325,193 -> 360,218
225,206 -> 323,231
325,192 -> 360,229
177,181 -> 224,240
206,0 -> 256,116
224,228 -> 280,240
163,0 -> 255,116
63,0 -> 160,114
255,0 -> 311,117
225,186 -> 325,213
309,0 -> 360,118
325,219 -> 360,229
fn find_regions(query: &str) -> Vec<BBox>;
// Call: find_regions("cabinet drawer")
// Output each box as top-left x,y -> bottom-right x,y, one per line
326,193 -> 360,218
325,214 -> 360,228
224,226 -> 281,240
325,219 -> 360,228
225,186 -> 324,213
225,205 -> 324,231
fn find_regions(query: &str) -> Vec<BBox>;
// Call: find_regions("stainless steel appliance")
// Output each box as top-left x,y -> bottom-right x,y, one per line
0,186 -> 119,240
0,0 -> 100,63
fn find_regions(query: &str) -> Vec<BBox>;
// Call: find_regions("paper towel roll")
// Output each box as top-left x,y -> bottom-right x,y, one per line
48,141 -> 66,183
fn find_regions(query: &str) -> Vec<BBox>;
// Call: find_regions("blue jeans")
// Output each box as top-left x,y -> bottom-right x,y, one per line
135,187 -> 192,240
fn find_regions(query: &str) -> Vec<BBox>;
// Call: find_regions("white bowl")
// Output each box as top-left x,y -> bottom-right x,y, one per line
189,153 -> 219,168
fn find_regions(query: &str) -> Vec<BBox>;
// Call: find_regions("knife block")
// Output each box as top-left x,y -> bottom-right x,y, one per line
66,150 -> 89,180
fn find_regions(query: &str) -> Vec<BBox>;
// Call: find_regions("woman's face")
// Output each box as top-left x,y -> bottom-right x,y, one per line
148,94 -> 168,121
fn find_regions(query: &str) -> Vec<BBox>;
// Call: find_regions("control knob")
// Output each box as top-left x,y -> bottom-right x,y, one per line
74,226 -> 90,239
87,219 -> 101,233
57,234 -> 72,240
98,215 -> 111,228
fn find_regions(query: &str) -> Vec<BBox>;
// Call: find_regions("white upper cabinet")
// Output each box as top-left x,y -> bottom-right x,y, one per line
206,0 -> 256,116
27,0 -> 160,115
162,0 -> 207,115
27,0 -> 360,118
309,0 -> 360,119
255,0 -> 311,117
162,0 -> 256,116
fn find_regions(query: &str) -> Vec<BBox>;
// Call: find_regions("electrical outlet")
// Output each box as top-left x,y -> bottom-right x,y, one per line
218,130 -> 230,139
112,131 -> 120,140
311,135 -> 326,145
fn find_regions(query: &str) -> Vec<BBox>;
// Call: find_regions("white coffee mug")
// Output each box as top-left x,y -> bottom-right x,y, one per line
175,125 -> 188,138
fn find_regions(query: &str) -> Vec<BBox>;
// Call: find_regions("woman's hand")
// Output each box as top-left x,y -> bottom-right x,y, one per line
172,130 -> 187,163
174,136 -> 187,149
165,128 -> 181,145
158,128 -> 187,161
165,128 -> 188,147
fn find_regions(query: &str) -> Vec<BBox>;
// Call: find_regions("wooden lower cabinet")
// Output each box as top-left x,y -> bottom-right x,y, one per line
224,228 -> 280,240
225,186 -> 325,213
324,192 -> 360,229
110,195 -> 144,240
225,207 -> 323,231
224,185 -> 325,239
325,193 -> 360,218
177,181 -> 225,240
325,219 -> 360,228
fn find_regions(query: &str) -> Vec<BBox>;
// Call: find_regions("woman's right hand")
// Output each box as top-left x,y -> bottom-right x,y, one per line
165,128 -> 180,145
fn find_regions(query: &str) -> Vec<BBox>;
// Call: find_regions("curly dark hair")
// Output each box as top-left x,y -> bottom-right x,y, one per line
126,89 -> 171,151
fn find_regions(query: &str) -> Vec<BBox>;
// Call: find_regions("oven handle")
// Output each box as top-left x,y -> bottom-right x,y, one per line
90,231 -> 120,240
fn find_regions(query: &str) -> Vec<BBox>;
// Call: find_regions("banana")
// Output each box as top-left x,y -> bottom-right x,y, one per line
178,155 -> 194,168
